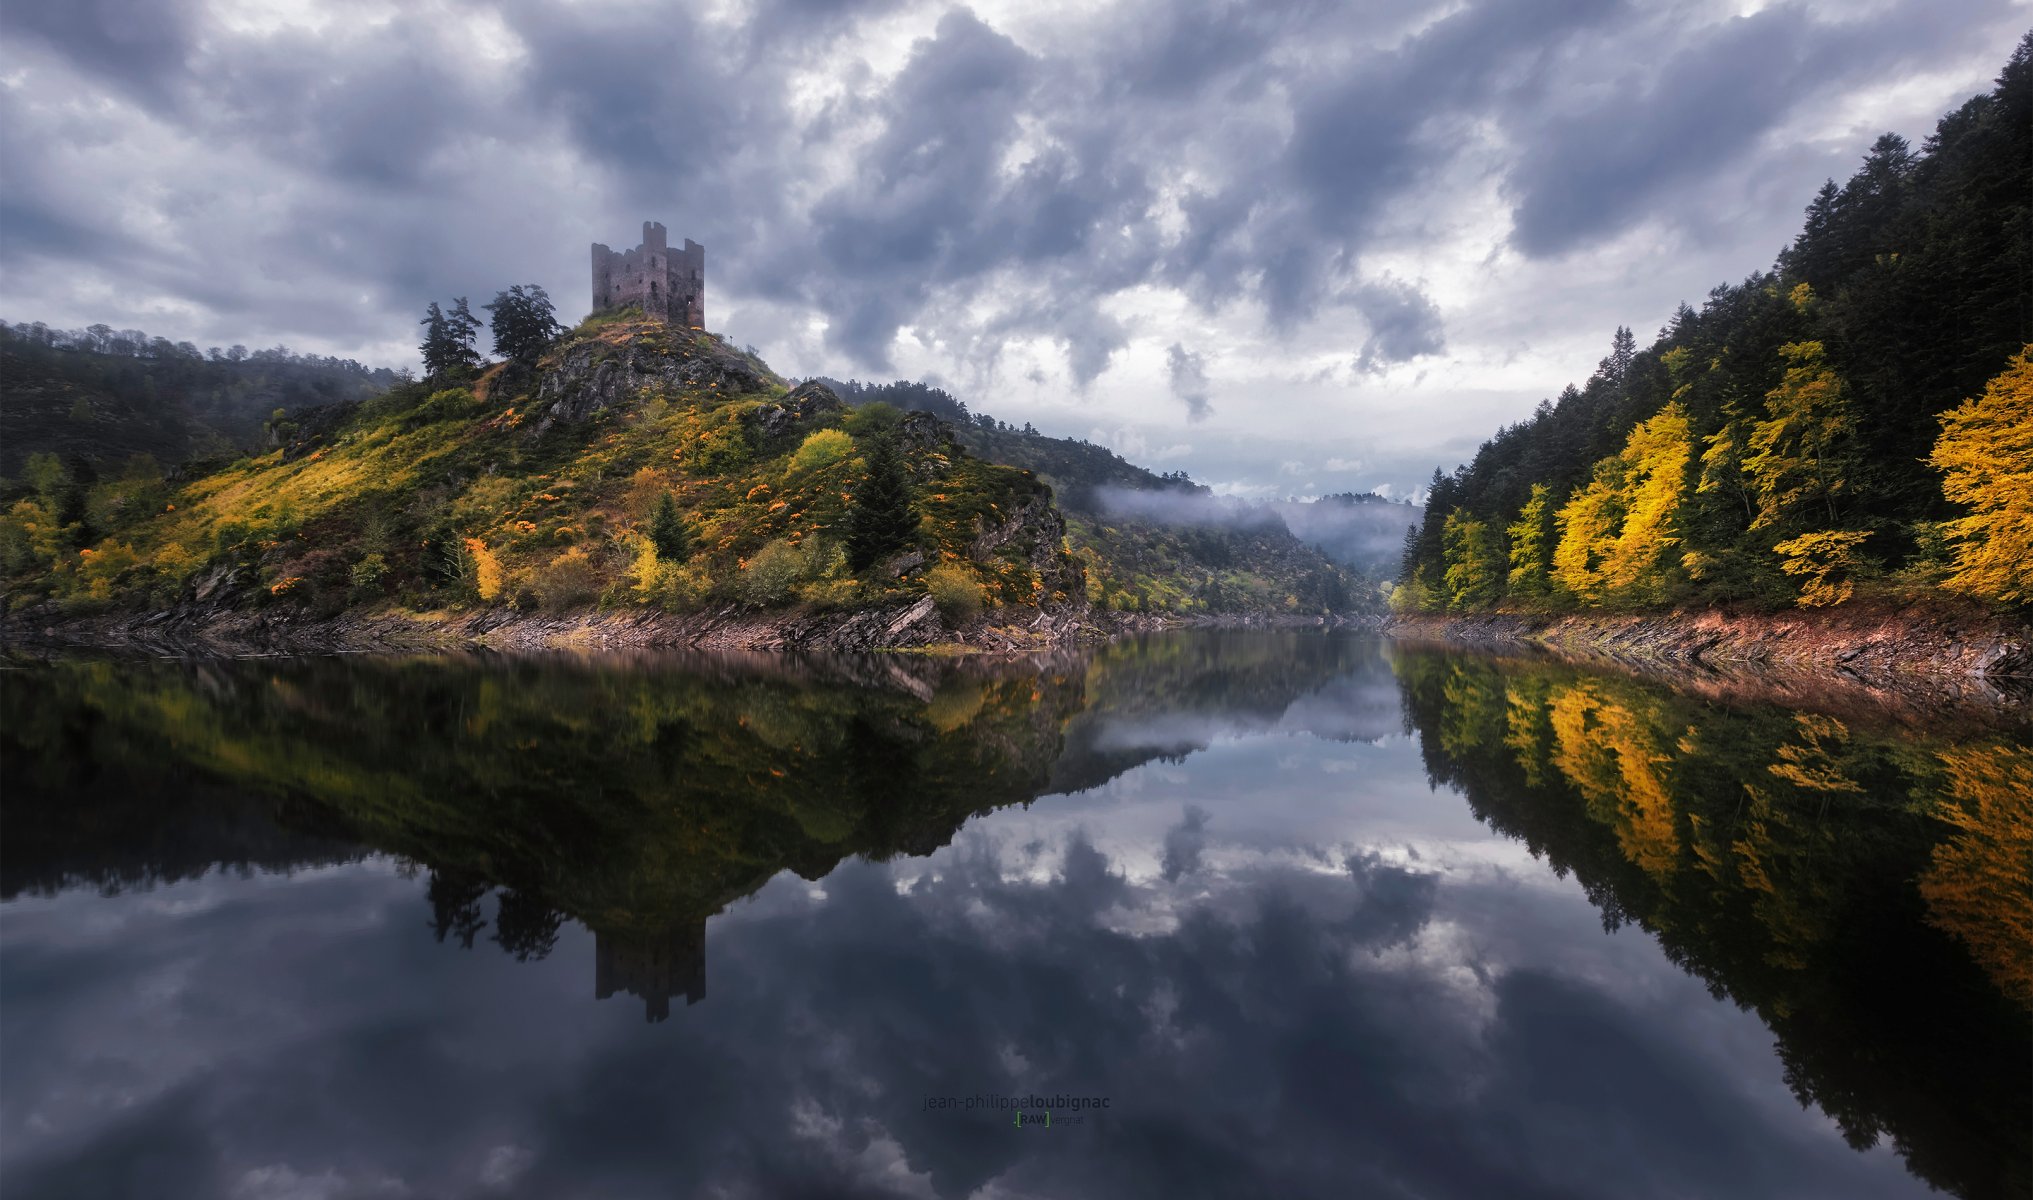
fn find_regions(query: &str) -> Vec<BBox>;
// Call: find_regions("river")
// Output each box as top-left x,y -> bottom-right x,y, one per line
1,631 -> 2026,1199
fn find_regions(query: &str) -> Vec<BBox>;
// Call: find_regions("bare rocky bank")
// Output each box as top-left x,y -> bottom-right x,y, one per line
3,599 -> 1372,658
1388,602 -> 2033,716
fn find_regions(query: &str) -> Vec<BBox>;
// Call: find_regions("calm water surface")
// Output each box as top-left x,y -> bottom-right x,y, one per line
1,632 -> 2026,1199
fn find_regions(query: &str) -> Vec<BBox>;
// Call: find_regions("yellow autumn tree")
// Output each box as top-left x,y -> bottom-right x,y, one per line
1506,483 -> 1554,600
1596,403 -> 1690,601
1771,529 -> 1874,607
1918,743 -> 2033,1008
464,537 -> 505,602
1551,403 -> 1690,606
1696,401 -> 1757,526
1745,341 -> 1857,530
1928,346 -> 2033,603
1552,463 -> 1623,604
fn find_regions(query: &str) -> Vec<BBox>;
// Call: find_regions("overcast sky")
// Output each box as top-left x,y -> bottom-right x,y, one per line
1,1 -> 2023,498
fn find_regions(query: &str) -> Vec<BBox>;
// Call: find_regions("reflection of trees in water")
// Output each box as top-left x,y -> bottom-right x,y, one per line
1,631 -> 1378,1022
1919,745 -> 2033,1009
1395,649 -> 2032,1200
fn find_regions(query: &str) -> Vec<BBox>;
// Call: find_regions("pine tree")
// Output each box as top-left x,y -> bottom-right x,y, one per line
448,297 -> 483,364
419,298 -> 484,379
648,492 -> 691,560
845,435 -> 919,570
484,285 -> 564,363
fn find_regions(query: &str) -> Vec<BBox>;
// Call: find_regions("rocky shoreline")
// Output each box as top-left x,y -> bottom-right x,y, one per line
1387,602 -> 2033,720
1,598 -> 1371,658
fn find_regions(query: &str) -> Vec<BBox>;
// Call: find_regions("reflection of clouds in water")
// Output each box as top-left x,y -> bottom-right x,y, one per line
2,808 -> 1927,1200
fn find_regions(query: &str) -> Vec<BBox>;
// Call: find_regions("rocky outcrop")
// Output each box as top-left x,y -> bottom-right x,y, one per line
968,487 -> 1085,602
529,328 -> 776,434
741,380 -> 844,451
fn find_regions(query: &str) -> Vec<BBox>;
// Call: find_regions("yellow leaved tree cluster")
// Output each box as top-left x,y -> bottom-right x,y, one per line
1929,347 -> 2033,604
1410,343 -> 2032,614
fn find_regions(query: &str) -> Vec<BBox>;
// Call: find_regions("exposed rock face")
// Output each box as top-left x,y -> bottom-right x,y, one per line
969,488 -> 1084,603
529,329 -> 774,434
742,380 -> 844,451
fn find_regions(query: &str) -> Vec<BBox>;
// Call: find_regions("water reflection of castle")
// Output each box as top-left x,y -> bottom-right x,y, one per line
595,922 -> 707,1022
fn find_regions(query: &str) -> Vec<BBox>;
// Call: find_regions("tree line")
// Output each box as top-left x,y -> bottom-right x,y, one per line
0,318 -> 401,381
418,285 -> 564,378
1397,35 -> 2032,615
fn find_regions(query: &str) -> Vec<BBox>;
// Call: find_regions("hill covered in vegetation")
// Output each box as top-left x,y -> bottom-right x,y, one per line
0,320 -> 404,476
0,311 -> 1097,635
0,302 -> 1384,640
820,377 -> 1403,611
1397,36 -> 2031,620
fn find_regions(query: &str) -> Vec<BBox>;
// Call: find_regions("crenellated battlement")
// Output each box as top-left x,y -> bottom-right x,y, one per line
591,221 -> 704,328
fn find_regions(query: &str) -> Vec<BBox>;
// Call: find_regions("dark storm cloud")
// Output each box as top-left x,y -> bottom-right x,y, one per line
1353,276 -> 1446,373
1500,0 -> 2016,258
0,0 -> 200,107
1165,343 -> 1213,420
0,0 -> 2018,416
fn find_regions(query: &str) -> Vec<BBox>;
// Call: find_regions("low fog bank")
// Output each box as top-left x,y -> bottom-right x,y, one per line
1093,486 -> 1420,575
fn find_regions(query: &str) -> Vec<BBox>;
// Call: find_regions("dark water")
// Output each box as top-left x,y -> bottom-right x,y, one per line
1,632 -> 2026,1200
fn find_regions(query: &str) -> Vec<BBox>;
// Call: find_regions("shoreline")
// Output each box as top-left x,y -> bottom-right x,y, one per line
1385,602 -> 2033,724
0,600 -> 1371,658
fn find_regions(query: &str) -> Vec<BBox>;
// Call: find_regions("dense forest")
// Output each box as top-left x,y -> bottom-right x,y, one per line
1397,36 -> 2032,616
0,319 -> 406,476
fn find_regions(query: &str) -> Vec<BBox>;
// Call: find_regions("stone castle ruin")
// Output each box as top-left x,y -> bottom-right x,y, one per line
591,221 -> 703,327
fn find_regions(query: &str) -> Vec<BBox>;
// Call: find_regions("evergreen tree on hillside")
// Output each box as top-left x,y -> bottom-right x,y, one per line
448,297 -> 483,362
648,492 -> 691,560
484,285 -> 564,363
845,435 -> 919,571
419,299 -> 483,379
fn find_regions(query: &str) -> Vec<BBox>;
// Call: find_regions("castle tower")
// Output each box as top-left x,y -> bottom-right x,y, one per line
590,221 -> 704,328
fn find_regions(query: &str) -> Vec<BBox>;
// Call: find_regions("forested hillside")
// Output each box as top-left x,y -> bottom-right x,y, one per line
1397,36 -> 2032,616
822,377 -> 1401,611
0,320 -> 404,476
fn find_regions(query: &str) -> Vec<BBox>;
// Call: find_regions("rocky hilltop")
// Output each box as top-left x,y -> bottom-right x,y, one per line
2,314 -> 1109,652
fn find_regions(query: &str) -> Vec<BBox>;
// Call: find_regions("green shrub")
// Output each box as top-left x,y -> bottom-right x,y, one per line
925,562 -> 983,622
349,553 -> 389,590
531,545 -> 601,610
736,538 -> 822,606
790,428 -> 854,474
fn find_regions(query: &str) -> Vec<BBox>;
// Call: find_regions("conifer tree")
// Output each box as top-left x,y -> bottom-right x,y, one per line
484,285 -> 563,363
648,492 -> 691,560
845,434 -> 919,570
419,298 -> 484,379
